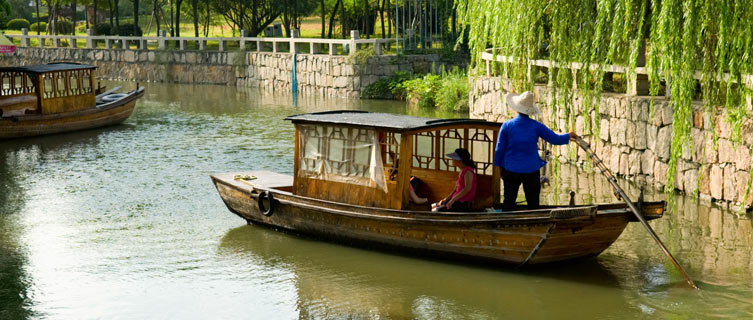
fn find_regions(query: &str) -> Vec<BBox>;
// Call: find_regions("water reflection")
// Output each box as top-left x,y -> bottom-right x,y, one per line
219,226 -> 645,319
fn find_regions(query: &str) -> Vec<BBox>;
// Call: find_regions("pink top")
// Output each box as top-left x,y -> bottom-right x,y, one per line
453,166 -> 477,203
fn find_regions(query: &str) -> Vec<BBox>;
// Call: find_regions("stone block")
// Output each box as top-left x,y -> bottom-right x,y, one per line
123,50 -> 136,62
608,147 -> 621,172
709,164 -> 724,199
735,171 -> 751,204
654,161 -> 669,186
629,150 -> 641,175
609,118 -> 627,145
626,121 -> 636,148
619,152 -> 629,175
715,115 -> 732,139
646,124 -> 658,151
723,165 -> 737,201
575,116 -> 585,136
333,76 -> 349,88
599,118 -> 610,142
656,125 -> 672,160
661,104 -> 674,125
650,103 -> 663,126
699,165 -> 711,195
683,168 -> 699,194
734,145 -> 751,171
641,149 -> 656,175
693,109 -> 704,128
634,122 -> 647,150
691,128 -> 704,162
717,138 -> 734,163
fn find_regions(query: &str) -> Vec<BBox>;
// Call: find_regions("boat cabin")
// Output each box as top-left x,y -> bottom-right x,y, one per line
286,111 -> 502,211
0,63 -> 96,117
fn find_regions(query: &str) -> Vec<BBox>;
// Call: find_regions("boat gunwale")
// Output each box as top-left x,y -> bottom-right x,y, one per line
211,173 -> 658,225
0,87 -> 144,122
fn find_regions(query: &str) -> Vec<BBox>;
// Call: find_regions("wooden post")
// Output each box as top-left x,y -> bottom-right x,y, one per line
349,30 -> 359,56
86,29 -> 93,48
158,30 -> 166,50
21,28 -> 29,47
397,133 -> 414,210
291,30 -> 300,54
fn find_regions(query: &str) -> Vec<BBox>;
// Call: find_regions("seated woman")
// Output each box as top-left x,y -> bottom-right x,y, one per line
433,148 -> 477,212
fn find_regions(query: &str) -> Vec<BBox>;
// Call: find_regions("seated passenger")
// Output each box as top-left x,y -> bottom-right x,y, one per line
433,148 -> 477,212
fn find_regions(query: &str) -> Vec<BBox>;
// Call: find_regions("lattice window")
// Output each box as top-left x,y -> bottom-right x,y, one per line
69,71 -> 81,95
469,128 -> 495,175
81,70 -> 92,93
413,131 -> 435,169
0,72 -> 10,96
300,125 -> 323,172
439,129 -> 464,172
56,72 -> 68,97
43,73 -> 56,98
379,131 -> 401,181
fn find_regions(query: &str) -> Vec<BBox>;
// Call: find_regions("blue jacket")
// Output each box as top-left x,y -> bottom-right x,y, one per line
493,114 -> 570,174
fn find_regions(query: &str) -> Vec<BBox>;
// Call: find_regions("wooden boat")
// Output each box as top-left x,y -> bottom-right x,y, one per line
0,63 -> 144,139
211,111 -> 665,265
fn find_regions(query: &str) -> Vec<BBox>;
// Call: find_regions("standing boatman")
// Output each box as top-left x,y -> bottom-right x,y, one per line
493,91 -> 578,211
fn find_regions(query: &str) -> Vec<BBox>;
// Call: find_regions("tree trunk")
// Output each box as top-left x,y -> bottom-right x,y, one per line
114,0 -> 119,28
320,0 -> 325,38
155,0 -> 160,35
327,0 -> 341,39
174,0 -> 181,37
169,0 -> 174,36
93,0 -> 97,27
34,0 -> 39,35
364,0 -> 369,39
386,0 -> 391,39
340,0 -> 346,38
71,0 -> 76,35
134,0 -> 139,27
192,0 -> 198,37
379,0 -> 385,38
109,0 -> 113,28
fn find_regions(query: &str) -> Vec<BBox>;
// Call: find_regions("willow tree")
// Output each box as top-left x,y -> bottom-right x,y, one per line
457,0 -> 753,196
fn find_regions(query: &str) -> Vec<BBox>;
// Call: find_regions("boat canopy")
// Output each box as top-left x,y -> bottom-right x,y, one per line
0,63 -> 96,115
287,111 -> 502,210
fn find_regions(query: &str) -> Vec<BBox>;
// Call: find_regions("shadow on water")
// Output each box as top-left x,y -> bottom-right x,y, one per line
219,225 -> 637,319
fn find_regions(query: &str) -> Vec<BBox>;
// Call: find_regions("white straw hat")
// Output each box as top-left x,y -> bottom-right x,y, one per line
505,91 -> 541,115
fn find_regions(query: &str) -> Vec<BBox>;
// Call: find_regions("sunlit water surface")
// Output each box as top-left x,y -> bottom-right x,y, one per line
1,82 -> 751,319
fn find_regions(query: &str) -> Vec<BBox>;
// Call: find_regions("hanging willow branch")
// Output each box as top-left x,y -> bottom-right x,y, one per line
457,0 -> 753,195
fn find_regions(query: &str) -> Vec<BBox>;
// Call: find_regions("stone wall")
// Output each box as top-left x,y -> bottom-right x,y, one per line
471,76 -> 753,208
1,48 -> 441,98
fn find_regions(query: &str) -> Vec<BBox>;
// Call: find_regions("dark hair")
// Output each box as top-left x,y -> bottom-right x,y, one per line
454,148 -> 476,169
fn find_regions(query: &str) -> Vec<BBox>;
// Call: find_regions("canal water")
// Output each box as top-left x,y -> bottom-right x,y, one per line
1,82 -> 751,319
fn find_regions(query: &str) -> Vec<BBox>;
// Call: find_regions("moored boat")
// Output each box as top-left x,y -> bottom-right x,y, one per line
211,111 -> 664,265
0,63 -> 144,139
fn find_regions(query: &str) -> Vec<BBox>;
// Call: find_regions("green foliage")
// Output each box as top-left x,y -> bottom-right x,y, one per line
348,47 -> 376,65
116,24 -> 143,36
436,68 -> 470,112
30,22 -> 46,32
405,74 -> 441,109
5,18 -> 29,30
0,11 -> 9,29
361,71 -> 415,100
457,0 -> 753,195
54,19 -> 73,35
94,23 -> 113,36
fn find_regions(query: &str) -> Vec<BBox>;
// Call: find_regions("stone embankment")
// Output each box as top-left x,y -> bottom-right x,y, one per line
471,76 -> 753,208
1,47 -> 441,98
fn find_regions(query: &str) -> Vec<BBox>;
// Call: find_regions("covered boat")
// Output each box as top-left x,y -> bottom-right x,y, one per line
211,110 -> 664,265
0,63 -> 143,139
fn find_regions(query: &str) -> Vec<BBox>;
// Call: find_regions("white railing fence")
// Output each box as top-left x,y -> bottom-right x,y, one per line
7,29 -> 396,56
481,49 -> 753,102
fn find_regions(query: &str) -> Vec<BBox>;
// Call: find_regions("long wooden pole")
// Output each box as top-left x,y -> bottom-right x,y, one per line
573,137 -> 698,290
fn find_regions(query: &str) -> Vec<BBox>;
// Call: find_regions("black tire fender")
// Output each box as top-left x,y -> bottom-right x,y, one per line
257,190 -> 275,216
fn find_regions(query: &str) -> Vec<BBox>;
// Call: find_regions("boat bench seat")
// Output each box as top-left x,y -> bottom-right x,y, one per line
0,94 -> 37,117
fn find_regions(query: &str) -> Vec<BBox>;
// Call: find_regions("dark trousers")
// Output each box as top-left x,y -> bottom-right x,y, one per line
501,169 -> 541,211
435,201 -> 472,212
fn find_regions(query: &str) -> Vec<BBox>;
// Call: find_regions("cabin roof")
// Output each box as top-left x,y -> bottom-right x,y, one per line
0,63 -> 96,74
285,110 -> 501,132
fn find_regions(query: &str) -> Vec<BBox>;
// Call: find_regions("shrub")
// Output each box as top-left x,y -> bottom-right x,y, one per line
6,18 -> 30,30
361,71 -> 415,100
116,23 -> 142,36
436,68 -> 470,112
0,12 -> 9,30
404,74 -> 441,109
94,23 -> 112,36
54,19 -> 73,34
30,22 -> 46,32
